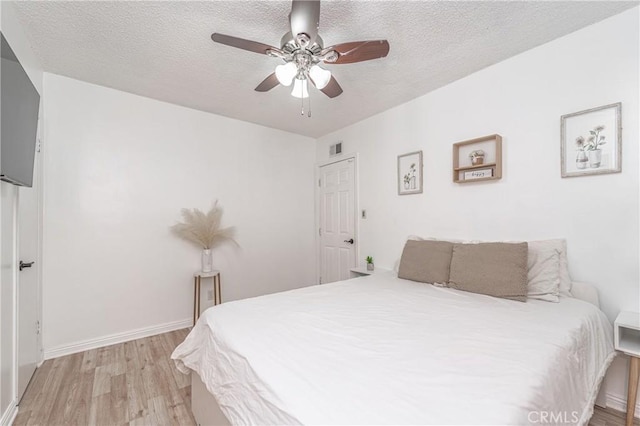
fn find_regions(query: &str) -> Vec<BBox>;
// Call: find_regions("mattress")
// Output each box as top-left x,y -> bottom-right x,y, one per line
172,272 -> 615,425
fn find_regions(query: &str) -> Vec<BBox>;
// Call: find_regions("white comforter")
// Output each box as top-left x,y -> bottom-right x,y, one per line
172,272 -> 615,425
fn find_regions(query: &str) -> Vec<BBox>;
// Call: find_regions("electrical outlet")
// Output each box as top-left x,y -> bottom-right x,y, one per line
207,290 -> 214,301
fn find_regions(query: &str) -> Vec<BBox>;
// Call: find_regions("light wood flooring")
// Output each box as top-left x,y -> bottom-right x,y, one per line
591,406 -> 639,426
14,328 -> 196,426
12,328 -> 638,426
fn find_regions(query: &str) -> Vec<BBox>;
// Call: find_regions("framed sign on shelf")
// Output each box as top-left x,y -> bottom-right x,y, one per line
452,134 -> 502,184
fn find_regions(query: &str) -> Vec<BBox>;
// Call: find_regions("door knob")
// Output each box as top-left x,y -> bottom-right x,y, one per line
344,238 -> 354,244
19,261 -> 34,271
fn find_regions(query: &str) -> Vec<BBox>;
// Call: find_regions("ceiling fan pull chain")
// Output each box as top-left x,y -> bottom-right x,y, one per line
308,91 -> 312,118
300,93 -> 304,116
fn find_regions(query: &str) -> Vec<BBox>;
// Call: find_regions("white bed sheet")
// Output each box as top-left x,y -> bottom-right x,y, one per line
172,272 -> 615,425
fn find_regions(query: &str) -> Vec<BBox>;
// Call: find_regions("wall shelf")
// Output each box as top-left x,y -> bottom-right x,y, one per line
453,163 -> 498,172
452,135 -> 502,183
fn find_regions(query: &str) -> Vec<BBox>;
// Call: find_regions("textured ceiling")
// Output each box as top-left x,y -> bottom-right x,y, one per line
12,1 -> 638,138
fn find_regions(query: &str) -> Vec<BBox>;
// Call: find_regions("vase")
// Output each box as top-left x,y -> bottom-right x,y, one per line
576,150 -> 588,169
367,263 -> 374,271
588,149 -> 602,168
471,156 -> 484,166
410,176 -> 416,189
201,249 -> 213,273
404,181 -> 409,190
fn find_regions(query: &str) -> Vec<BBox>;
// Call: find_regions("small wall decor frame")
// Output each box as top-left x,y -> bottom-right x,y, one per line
397,151 -> 423,195
561,102 -> 621,178
452,134 -> 502,183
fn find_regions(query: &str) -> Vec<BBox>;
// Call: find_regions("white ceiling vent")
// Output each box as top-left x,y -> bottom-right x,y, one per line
329,142 -> 342,157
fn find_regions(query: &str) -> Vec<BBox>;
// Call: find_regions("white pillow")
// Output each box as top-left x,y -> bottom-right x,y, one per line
528,239 -> 572,297
527,246 -> 561,302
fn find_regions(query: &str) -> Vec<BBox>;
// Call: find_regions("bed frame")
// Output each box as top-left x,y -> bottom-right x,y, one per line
191,373 -> 230,426
190,281 -> 603,426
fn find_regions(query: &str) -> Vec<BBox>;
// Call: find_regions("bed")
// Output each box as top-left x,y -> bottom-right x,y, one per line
172,271 -> 615,425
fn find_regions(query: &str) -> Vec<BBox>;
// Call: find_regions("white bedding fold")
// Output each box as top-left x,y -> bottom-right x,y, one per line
173,272 -> 614,425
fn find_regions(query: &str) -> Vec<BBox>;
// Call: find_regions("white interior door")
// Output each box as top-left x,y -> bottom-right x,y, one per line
319,158 -> 356,284
1,182 -> 18,418
16,139 -> 40,401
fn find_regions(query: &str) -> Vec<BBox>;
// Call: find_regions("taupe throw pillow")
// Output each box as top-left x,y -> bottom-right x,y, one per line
448,242 -> 528,302
398,240 -> 454,285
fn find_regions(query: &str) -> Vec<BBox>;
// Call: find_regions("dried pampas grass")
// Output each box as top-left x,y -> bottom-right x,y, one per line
171,201 -> 237,249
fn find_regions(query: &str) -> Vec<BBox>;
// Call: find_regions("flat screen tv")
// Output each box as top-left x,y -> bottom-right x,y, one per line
1,32 -> 40,187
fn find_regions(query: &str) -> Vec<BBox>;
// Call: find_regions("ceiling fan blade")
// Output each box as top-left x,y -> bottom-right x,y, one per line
289,0 -> 320,45
324,40 -> 390,64
320,76 -> 343,98
255,73 -> 280,92
211,33 -> 279,56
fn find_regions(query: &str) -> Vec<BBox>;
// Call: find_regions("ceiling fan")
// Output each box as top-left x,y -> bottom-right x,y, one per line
211,0 -> 390,100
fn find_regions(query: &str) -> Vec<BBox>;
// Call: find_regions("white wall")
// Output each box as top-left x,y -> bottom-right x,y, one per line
0,1 -> 44,424
317,7 -> 639,410
42,74 -> 317,356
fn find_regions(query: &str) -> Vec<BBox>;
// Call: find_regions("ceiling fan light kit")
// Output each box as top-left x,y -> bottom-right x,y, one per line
210,0 -> 390,113
275,62 -> 297,86
291,78 -> 309,99
309,65 -> 331,90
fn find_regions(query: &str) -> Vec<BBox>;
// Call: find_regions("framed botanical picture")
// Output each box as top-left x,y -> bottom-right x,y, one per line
397,151 -> 423,195
561,102 -> 622,178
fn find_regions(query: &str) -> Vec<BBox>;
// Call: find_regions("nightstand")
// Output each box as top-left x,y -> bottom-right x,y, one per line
193,270 -> 221,326
350,266 -> 391,278
614,311 -> 640,426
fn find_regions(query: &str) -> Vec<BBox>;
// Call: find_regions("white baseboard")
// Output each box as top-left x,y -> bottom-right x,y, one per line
0,402 -> 18,426
43,318 -> 192,360
606,392 -> 640,418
